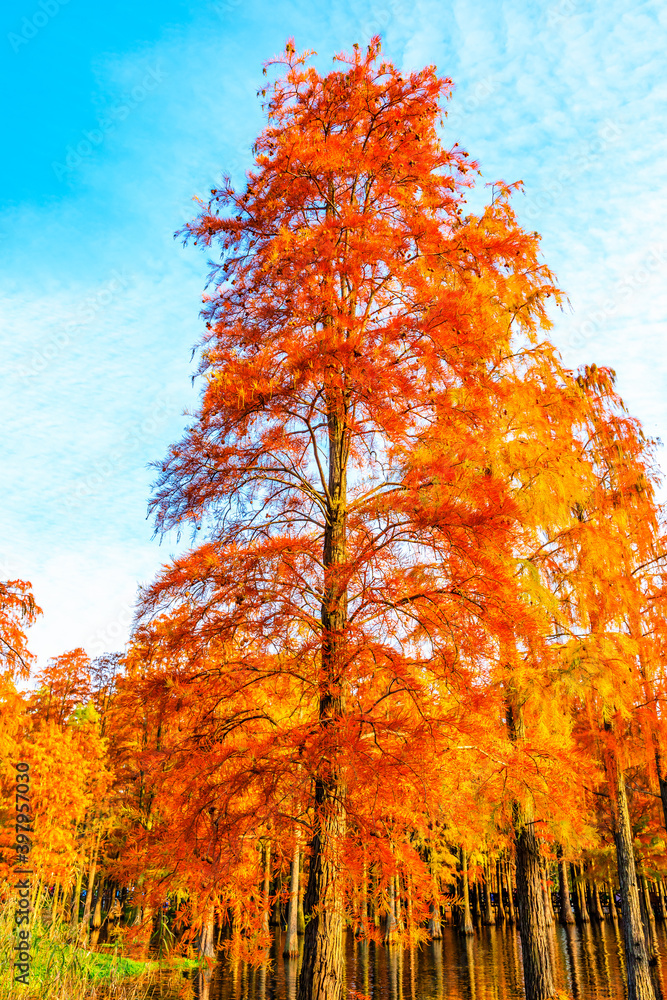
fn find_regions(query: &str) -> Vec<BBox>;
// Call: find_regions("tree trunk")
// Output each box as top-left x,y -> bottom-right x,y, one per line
588,879 -> 604,922
371,870 -> 380,929
284,832 -> 301,957
541,860 -> 554,927
571,863 -> 590,924
298,777 -> 346,1000
483,862 -> 496,925
395,874 -> 404,934
609,746 -> 656,1000
558,853 -> 576,925
514,813 -> 555,1000
609,879 -> 620,926
198,904 -> 216,959
92,879 -> 104,929
384,874 -> 399,945
506,861 -> 516,924
640,875 -> 659,961
406,873 -> 415,944
81,826 -> 102,944
297,370 -> 349,1000
496,859 -> 506,923
428,899 -> 442,939
89,879 -> 104,949
460,848 -> 474,936
69,869 -> 83,938
270,870 -> 283,928
107,884 -> 122,943
508,697 -> 555,1000
643,656 -> 667,843
469,880 -> 479,924
356,852 -> 368,940
655,761 -> 667,836
81,869 -> 97,944
641,875 -> 656,926
261,840 -> 271,941
297,849 -> 305,936
428,860 -> 442,939
656,878 -> 667,921
80,864 -> 97,942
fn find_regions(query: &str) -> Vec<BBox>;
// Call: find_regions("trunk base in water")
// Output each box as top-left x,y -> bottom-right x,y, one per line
297,780 -> 346,1000
298,908 -> 345,1000
558,854 -> 575,926
608,742 -> 656,1000
515,817 -> 555,1000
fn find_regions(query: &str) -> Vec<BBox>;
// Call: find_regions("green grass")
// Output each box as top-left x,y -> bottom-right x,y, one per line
44,944 -> 200,979
0,912 -> 201,1000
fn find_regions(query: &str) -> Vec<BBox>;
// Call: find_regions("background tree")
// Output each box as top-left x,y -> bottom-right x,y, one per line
0,579 -> 39,680
29,648 -> 92,727
0,578 -> 40,892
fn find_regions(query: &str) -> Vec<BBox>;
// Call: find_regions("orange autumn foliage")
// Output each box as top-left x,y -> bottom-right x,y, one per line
130,38 -> 600,988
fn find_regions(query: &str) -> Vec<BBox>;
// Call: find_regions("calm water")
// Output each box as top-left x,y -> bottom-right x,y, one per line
146,923 -> 667,1000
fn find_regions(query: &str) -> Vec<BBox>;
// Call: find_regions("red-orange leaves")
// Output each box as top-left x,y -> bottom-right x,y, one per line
139,40 -> 576,989
0,579 -> 40,679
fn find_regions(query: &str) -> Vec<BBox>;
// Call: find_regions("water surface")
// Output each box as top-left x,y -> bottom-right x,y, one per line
147,921 -> 667,1000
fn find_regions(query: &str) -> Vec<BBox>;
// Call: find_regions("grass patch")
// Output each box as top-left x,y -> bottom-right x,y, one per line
0,930 -> 201,999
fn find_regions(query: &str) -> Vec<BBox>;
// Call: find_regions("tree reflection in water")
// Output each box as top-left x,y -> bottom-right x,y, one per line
156,924 -> 667,999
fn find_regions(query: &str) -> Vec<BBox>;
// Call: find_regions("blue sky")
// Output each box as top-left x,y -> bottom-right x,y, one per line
2,0 -> 666,666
